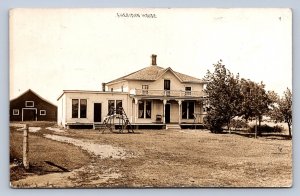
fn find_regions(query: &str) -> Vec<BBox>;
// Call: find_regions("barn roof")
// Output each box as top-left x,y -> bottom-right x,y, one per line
10,89 -> 57,107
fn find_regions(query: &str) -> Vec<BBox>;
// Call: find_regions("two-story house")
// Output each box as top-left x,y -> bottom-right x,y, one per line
57,55 -> 207,129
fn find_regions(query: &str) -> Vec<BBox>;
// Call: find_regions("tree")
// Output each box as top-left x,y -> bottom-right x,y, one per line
240,79 -> 272,136
204,60 -> 242,133
269,88 -> 292,138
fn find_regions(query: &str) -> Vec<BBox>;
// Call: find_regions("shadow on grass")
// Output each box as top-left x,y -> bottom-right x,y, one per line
45,161 -> 70,172
229,131 -> 291,140
101,130 -> 143,134
10,161 -> 69,182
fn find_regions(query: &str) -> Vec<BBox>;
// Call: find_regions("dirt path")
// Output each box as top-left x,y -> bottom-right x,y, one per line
11,133 -> 132,188
44,134 -> 129,159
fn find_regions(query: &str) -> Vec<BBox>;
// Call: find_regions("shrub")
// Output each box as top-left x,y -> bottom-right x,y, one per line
203,115 -> 224,133
230,119 -> 249,130
248,124 -> 284,133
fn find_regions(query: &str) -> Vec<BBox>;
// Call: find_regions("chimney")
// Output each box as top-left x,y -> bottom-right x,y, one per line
151,54 -> 157,66
102,83 -> 106,92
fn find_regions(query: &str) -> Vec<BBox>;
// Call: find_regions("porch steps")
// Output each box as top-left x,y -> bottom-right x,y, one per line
166,124 -> 181,130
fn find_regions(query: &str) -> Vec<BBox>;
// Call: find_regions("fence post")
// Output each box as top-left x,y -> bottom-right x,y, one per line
23,124 -> 29,170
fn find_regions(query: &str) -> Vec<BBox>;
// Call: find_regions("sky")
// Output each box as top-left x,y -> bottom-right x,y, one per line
9,8 -> 292,104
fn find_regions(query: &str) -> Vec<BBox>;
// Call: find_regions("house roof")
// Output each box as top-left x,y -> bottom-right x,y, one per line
106,65 -> 204,85
57,90 -> 128,101
10,89 -> 57,107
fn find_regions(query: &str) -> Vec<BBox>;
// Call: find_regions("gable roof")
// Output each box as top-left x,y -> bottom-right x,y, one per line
106,65 -> 204,85
10,89 -> 57,107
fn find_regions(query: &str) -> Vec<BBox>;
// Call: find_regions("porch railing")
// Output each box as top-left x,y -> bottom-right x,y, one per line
132,89 -> 204,97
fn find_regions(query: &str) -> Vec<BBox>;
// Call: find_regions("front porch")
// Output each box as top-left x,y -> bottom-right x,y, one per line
116,123 -> 206,130
131,90 -> 207,126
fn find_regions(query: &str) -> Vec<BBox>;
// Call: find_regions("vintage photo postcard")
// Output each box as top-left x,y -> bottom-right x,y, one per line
9,8 -> 292,188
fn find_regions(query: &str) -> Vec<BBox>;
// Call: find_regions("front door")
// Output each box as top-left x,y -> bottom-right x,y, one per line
94,103 -> 102,122
165,104 -> 170,123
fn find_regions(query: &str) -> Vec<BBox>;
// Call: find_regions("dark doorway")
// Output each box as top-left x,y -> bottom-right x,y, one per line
23,109 -> 36,121
165,104 -> 170,123
94,103 -> 102,122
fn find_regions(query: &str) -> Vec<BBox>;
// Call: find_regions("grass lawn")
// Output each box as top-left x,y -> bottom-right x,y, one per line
10,122 -> 292,188
10,122 -> 90,182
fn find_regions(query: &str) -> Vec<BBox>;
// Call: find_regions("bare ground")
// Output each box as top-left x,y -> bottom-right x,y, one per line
10,122 -> 292,188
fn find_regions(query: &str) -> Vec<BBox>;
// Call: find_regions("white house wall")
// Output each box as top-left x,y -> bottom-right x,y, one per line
151,70 -> 186,91
127,70 -> 204,92
62,92 -> 131,127
106,81 -> 129,92
57,94 -> 67,127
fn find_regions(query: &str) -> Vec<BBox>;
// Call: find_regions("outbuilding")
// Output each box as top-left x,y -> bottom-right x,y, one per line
10,89 -> 57,121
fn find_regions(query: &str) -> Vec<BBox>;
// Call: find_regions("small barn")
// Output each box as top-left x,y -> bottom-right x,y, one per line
10,89 -> 57,121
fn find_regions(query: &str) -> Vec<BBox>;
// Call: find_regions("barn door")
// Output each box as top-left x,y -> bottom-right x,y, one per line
22,109 -> 37,121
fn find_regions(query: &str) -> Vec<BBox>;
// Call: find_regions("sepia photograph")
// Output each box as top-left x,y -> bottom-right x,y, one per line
9,8 -> 292,188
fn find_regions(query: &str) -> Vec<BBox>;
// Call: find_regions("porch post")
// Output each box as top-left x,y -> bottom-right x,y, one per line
134,98 -> 139,123
177,100 -> 182,124
200,100 -> 203,123
163,99 -> 167,124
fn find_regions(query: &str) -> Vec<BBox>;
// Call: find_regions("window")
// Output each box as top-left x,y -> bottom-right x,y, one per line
164,80 -> 170,90
188,101 -> 195,119
13,109 -> 19,115
138,100 -> 152,119
145,101 -> 152,118
164,80 -> 170,96
25,101 -> 34,107
80,99 -> 87,118
107,100 -> 123,115
108,100 -> 115,115
72,99 -> 79,118
182,102 -> 187,119
40,110 -> 46,115
111,88 -> 113,92
72,99 -> 87,118
182,101 -> 195,119
142,85 -> 149,95
185,87 -> 191,96
138,100 -> 144,118
116,100 -> 122,114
